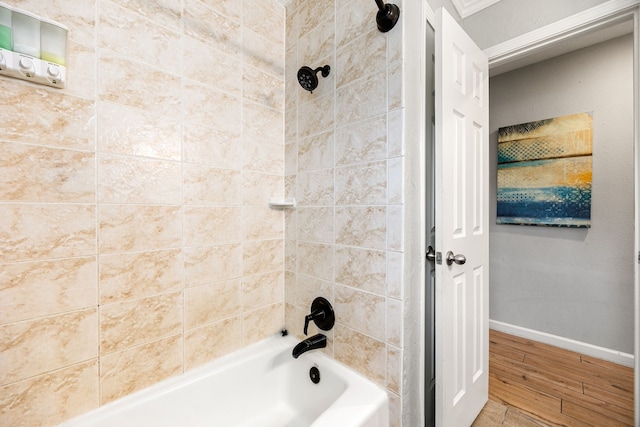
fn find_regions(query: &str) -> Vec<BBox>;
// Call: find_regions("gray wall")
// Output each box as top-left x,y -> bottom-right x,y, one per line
489,34 -> 634,354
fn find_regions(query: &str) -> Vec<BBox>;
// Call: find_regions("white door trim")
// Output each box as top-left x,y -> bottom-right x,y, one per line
485,0 -> 640,68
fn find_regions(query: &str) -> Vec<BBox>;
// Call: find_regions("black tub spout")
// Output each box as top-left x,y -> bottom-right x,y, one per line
292,334 -> 327,359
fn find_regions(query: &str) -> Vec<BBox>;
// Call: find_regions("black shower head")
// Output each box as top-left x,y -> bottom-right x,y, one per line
297,65 -> 330,93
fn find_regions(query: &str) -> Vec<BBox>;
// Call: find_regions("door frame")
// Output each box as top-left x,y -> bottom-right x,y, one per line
412,1 -> 640,425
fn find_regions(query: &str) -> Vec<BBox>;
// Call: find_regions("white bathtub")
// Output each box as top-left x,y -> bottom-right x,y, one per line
60,334 -> 389,427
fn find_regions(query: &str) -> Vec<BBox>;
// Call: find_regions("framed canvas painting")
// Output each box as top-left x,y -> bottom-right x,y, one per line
497,112 -> 593,227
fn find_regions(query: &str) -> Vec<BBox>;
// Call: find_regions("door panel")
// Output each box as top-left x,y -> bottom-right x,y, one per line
435,7 -> 489,426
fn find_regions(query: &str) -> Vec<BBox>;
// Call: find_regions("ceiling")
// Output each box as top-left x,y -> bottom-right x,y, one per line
451,0 -> 503,18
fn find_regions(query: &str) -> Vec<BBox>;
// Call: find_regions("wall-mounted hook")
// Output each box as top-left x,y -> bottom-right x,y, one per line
375,0 -> 400,33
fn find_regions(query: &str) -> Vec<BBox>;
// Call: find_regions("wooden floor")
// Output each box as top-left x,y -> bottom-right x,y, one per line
473,330 -> 634,426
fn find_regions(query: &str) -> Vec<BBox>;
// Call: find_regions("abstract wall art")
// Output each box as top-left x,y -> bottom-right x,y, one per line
497,112 -> 593,227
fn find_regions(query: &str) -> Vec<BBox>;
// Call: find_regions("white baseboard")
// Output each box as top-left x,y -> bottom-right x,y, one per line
490,319 -> 635,368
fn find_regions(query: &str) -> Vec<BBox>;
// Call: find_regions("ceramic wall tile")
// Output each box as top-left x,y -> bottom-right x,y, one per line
335,206 -> 387,250
0,309 -> 98,385
387,205 -> 403,251
183,35 -> 242,92
110,0 -> 183,29
284,270 -> 296,304
98,154 -> 182,204
183,80 -> 242,134
243,140 -> 284,175
242,271 -> 284,311
388,60 -> 403,110
298,131 -> 334,173
336,29 -> 386,88
388,391 -> 402,427
297,19 -> 334,69
99,292 -> 182,354
98,102 -> 181,160
387,345 -> 401,394
334,324 -> 385,385
208,0 -> 241,23
99,205 -> 181,254
388,108 -> 404,157
0,360 -> 98,427
99,334 -> 182,404
183,243 -> 242,287
297,0 -> 333,39
335,161 -> 387,206
183,0 -> 241,57
335,246 -> 386,295
296,242 -> 333,281
285,139 -> 298,176
336,72 -> 387,128
296,169 -> 334,206
335,0 -> 371,49
296,207 -> 334,243
0,204 -> 96,262
183,207 -> 242,246
387,297 -> 402,347
243,239 -> 284,276
285,238 -> 297,271
184,316 -> 242,371
243,106 -> 284,175
184,280 -> 241,329
0,0 -> 291,423
183,124 -> 242,170
98,55 -> 181,115
243,100 -> 284,143
0,257 -> 97,325
388,157 -> 403,204
243,28 -> 285,77
243,65 -> 285,111
0,84 -> 95,150
386,251 -> 404,299
335,284 -> 385,341
294,274 -> 334,310
99,249 -> 182,304
335,115 -> 387,166
285,104 -> 297,144
98,0 -> 182,71
0,142 -> 94,203
242,302 -> 284,344
242,171 -> 284,206
243,206 -> 284,241
242,0 -> 284,45
183,164 -> 241,206
65,40 -> 97,99
298,92 -> 334,138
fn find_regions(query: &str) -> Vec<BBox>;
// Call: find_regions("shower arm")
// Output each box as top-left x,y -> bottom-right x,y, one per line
374,0 -> 400,33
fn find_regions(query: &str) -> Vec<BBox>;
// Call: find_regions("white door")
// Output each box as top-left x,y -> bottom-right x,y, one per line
434,7 -> 489,426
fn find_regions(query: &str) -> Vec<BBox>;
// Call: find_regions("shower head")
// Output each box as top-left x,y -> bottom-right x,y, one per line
375,0 -> 400,33
297,65 -> 330,93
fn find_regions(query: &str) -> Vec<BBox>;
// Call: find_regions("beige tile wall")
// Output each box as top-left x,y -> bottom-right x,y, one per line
283,0 -> 405,426
0,0 -> 286,425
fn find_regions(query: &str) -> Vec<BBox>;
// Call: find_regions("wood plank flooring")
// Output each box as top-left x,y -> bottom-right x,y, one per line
472,330 -> 634,426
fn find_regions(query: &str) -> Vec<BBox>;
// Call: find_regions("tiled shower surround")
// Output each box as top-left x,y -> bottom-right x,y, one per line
0,0 -> 407,425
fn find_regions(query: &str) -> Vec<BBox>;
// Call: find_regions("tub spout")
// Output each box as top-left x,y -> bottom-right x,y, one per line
292,334 -> 327,359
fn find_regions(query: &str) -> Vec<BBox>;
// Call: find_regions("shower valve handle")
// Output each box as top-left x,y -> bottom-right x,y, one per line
304,310 -> 325,335
302,297 -> 335,335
